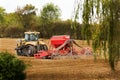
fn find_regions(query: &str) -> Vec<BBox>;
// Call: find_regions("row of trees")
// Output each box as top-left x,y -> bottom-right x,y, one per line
0,3 -> 82,39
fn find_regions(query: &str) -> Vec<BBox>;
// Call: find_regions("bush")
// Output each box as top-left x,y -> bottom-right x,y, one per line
0,52 -> 26,80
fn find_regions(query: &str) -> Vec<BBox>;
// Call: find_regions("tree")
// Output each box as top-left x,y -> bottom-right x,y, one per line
0,7 -> 6,37
0,7 -> 5,24
2,13 -> 25,37
40,3 -> 61,23
0,52 -> 26,80
39,3 -> 61,37
15,4 -> 37,30
74,0 -> 120,70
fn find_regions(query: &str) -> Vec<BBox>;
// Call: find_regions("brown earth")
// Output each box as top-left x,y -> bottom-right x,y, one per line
0,38 -> 120,80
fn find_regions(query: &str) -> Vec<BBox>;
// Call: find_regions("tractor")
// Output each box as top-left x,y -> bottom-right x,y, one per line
15,31 -> 48,56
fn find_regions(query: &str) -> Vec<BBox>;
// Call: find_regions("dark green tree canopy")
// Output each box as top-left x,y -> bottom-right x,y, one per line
0,52 -> 26,80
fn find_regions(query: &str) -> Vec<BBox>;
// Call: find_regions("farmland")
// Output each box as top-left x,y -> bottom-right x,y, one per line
0,38 -> 120,80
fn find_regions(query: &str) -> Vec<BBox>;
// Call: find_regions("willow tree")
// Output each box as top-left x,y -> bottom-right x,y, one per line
74,0 -> 120,70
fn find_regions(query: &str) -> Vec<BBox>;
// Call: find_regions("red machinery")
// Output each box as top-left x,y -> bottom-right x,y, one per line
50,35 -> 70,48
50,35 -> 71,54
34,35 -> 92,59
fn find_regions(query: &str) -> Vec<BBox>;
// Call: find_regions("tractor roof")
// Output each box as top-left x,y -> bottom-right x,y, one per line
24,31 -> 40,34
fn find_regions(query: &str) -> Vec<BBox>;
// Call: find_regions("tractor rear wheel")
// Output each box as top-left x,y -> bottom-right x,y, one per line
25,45 -> 37,56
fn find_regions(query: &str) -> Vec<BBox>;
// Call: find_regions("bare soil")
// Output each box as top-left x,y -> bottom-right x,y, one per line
0,38 -> 120,80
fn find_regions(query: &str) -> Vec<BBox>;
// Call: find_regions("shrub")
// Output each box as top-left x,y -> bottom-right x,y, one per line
0,52 -> 26,80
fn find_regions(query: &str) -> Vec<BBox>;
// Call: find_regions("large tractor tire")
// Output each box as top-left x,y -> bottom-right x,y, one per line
16,46 -> 25,56
16,45 -> 37,56
24,45 -> 37,56
16,49 -> 22,56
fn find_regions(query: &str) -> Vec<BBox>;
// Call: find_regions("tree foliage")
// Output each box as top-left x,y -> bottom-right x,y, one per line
39,3 -> 61,38
74,0 -> 120,70
0,7 -> 5,24
39,20 -> 82,39
0,4 -> 37,37
0,52 -> 26,80
15,4 -> 37,30
0,4 -> 82,39
0,3 -> 83,39
40,3 -> 61,23
0,7 -> 6,37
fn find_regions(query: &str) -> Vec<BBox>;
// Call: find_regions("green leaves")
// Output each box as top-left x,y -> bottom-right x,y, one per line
74,0 -> 120,70
40,3 -> 61,24
0,52 -> 26,80
15,4 -> 36,29
0,7 -> 5,24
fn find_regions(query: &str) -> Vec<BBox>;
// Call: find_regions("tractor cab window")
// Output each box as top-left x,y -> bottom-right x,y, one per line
25,34 -> 39,41
25,34 -> 30,41
30,34 -> 38,41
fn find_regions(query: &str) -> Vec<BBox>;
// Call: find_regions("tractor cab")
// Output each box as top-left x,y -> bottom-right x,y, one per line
24,32 -> 40,41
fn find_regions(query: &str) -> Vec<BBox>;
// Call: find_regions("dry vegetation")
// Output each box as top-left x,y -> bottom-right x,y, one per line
0,38 -> 120,80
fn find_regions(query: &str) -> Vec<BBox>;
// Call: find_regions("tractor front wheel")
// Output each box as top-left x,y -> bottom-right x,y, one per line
16,45 -> 37,56
16,49 -> 22,56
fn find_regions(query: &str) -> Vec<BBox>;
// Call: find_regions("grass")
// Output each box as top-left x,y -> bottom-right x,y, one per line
0,38 -> 120,80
